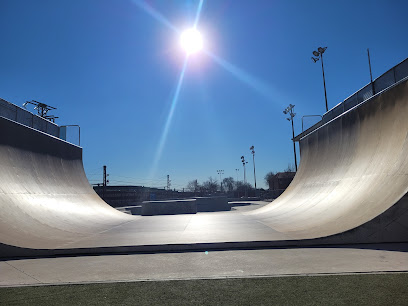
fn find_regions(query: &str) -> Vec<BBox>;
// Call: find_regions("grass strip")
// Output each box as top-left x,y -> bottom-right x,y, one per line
1,273 -> 407,305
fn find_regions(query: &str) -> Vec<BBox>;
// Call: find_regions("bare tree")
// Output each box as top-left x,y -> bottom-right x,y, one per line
222,177 -> 235,192
284,163 -> 295,172
201,177 -> 218,194
186,180 -> 200,192
235,181 -> 254,197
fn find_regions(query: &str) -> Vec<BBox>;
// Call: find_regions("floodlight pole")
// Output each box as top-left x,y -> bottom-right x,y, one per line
241,156 -> 248,197
320,52 -> 328,112
217,170 -> 224,192
250,146 -> 257,190
283,104 -> 298,172
290,116 -> 298,172
367,48 -> 375,95
312,47 -> 328,112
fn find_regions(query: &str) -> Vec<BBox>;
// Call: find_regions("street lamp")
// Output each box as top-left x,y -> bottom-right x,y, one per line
249,145 -> 257,190
217,169 -> 224,192
283,104 -> 298,171
235,168 -> 239,182
311,46 -> 328,112
241,156 -> 248,197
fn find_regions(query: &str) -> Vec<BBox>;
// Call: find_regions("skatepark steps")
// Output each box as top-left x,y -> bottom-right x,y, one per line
1,78 -> 408,259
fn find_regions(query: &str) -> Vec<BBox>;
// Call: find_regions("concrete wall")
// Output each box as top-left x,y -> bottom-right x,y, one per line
141,199 -> 197,216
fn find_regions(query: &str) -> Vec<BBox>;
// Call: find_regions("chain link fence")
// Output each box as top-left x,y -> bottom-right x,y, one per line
0,98 -> 60,137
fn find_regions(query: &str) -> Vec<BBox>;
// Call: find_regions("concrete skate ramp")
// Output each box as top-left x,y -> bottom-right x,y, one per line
249,79 -> 408,243
1,79 -> 408,258
0,118 -> 134,250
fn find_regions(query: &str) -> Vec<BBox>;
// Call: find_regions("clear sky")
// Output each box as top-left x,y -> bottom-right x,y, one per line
1,0 -> 407,190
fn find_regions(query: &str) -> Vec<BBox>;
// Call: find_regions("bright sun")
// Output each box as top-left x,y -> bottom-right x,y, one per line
180,28 -> 203,55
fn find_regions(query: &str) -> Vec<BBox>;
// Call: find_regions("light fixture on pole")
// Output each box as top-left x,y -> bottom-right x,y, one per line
283,104 -> 298,171
217,169 -> 224,192
249,145 -> 257,190
235,168 -> 239,182
241,156 -> 248,197
311,46 -> 328,112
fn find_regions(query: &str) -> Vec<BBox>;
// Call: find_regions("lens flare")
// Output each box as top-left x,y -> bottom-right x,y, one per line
180,28 -> 203,55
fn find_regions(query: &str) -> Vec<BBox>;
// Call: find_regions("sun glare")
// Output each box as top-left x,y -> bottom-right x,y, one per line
180,28 -> 203,55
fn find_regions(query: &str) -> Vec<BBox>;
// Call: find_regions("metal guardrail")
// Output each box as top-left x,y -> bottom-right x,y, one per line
0,98 -> 60,137
60,125 -> 81,146
302,115 -> 323,132
294,57 -> 408,141
322,57 -> 408,123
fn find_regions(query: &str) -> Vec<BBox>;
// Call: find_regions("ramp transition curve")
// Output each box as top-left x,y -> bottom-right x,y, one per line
1,80 -> 408,258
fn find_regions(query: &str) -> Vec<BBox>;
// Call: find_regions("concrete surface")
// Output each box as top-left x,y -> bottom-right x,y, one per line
1,243 -> 407,287
249,79 -> 408,243
1,79 -> 408,259
195,196 -> 230,212
141,199 -> 197,215
230,201 -> 270,212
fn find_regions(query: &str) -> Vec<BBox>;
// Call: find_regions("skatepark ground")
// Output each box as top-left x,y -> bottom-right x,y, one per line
2,202 -> 408,303
0,201 -> 406,286
1,243 -> 408,304
2,242 -> 408,287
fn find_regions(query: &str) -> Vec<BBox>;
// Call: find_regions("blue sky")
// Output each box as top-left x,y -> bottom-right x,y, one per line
1,0 -> 407,189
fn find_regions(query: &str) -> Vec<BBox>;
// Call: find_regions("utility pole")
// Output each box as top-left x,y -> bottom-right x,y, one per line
103,165 -> 108,200
167,175 -> 171,191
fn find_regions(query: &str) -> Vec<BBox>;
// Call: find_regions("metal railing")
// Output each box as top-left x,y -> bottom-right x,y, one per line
322,57 -> 408,123
0,98 -> 60,137
295,57 -> 408,142
302,115 -> 323,132
60,125 -> 81,146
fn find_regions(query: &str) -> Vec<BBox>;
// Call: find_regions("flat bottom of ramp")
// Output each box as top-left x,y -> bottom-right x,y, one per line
4,200 -> 405,259
62,208 -> 288,249
2,202 -> 302,258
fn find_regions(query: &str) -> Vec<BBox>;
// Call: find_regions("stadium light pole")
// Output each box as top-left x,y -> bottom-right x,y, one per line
250,146 -> 257,190
283,104 -> 298,171
217,169 -> 224,192
311,46 -> 328,112
241,156 -> 248,197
